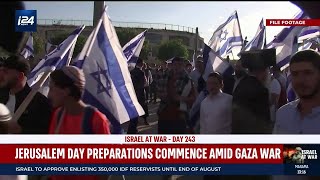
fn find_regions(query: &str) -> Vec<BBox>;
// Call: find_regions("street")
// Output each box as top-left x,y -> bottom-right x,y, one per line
112,101 -> 203,180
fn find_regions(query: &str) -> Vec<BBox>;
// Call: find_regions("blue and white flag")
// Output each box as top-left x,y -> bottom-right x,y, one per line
266,11 -> 308,70
208,11 -> 243,58
46,41 -> 57,54
73,9 -> 145,134
286,71 -> 297,102
298,39 -> 316,51
20,33 -> 34,59
203,44 -> 234,81
298,26 -> 320,43
188,44 -> 234,132
122,30 -> 147,69
27,25 -> 85,88
242,19 -> 266,51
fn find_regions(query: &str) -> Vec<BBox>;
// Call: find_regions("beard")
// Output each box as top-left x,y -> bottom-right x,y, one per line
299,82 -> 320,100
297,80 -> 320,100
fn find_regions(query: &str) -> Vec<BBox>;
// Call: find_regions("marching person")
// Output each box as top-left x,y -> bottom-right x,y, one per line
273,50 -> 320,134
0,55 -> 52,134
127,58 -> 149,134
157,57 -> 195,134
200,72 -> 232,134
47,66 -> 110,180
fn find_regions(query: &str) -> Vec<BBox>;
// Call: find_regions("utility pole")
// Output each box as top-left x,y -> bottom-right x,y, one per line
93,1 -> 105,27
194,27 -> 199,57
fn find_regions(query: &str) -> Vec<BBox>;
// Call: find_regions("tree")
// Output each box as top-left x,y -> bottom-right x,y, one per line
157,39 -> 189,61
32,33 -> 45,55
139,40 -> 151,60
50,32 -> 86,58
115,28 -> 151,60
116,28 -> 140,47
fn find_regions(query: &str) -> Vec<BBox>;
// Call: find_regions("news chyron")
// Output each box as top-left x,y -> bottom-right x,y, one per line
15,10 -> 37,32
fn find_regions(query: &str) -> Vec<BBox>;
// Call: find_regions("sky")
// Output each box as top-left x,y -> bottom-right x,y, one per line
25,1 -> 301,44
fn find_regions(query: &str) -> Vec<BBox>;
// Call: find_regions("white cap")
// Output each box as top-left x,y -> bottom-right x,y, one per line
0,103 -> 11,122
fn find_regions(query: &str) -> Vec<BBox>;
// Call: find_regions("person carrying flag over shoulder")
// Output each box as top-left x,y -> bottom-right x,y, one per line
48,65 -> 111,135
47,66 -> 110,180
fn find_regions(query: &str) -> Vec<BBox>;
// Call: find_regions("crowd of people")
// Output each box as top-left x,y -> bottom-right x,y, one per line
129,51 -> 318,136
1,1 -> 320,180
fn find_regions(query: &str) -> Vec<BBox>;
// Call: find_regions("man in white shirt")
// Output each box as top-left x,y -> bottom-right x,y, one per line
200,72 -> 232,134
268,74 -> 281,122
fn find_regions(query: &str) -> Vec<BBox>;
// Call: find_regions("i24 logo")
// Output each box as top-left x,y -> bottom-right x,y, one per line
17,16 -> 35,26
15,10 -> 37,32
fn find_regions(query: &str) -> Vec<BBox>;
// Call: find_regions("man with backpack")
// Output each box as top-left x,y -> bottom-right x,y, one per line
47,66 -> 110,180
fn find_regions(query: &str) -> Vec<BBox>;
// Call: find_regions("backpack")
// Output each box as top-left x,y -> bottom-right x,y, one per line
56,106 -> 96,134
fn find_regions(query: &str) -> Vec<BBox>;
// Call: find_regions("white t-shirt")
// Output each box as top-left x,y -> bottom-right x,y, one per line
6,94 -> 16,115
268,78 -> 281,122
200,92 -> 232,134
189,69 -> 201,88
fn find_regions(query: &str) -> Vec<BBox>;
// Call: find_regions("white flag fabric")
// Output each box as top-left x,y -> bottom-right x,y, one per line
208,11 -> 243,58
242,19 -> 266,51
266,11 -> 308,70
298,26 -> 320,43
73,9 -> 145,134
20,33 -> 34,59
45,41 -> 57,54
203,44 -> 234,81
27,25 -> 85,88
122,30 -> 147,69
298,40 -> 315,51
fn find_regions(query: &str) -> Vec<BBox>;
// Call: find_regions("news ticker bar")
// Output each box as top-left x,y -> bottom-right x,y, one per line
0,135 -> 320,144
3,164 -> 317,175
266,19 -> 320,26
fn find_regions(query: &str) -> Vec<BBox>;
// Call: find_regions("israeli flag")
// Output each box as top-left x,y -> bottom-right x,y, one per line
73,9 -> 145,134
298,26 -> 320,43
266,11 -> 308,70
20,33 -> 34,59
242,19 -> 266,51
286,72 -> 297,102
122,30 -> 147,69
46,41 -> 56,54
27,25 -> 85,88
208,11 -> 243,58
299,40 -> 315,51
203,44 -> 234,81
188,44 -> 234,132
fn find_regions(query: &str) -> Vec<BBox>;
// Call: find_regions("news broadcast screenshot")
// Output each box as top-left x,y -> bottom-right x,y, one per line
0,1 -> 320,180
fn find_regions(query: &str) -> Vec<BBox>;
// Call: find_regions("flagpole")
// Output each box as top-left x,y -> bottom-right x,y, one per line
67,40 -> 77,66
10,71 -> 51,124
235,11 -> 244,50
11,26 -> 86,128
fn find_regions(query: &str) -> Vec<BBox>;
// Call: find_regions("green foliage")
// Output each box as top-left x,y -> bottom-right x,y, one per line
157,39 -> 189,61
115,28 -> 151,60
116,28 -> 140,47
139,40 -> 151,60
32,33 -> 45,55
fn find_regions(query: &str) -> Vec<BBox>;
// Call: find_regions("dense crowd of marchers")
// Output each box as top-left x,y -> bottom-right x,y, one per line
1,1 -> 320,180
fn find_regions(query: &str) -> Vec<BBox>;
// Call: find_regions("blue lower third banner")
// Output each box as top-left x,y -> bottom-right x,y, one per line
3,164 -> 318,175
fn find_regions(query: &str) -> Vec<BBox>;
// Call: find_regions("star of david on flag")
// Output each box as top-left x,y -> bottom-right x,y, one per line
73,7 -> 145,134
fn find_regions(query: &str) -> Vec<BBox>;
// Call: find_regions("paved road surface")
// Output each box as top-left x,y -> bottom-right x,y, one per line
112,101 -> 203,180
